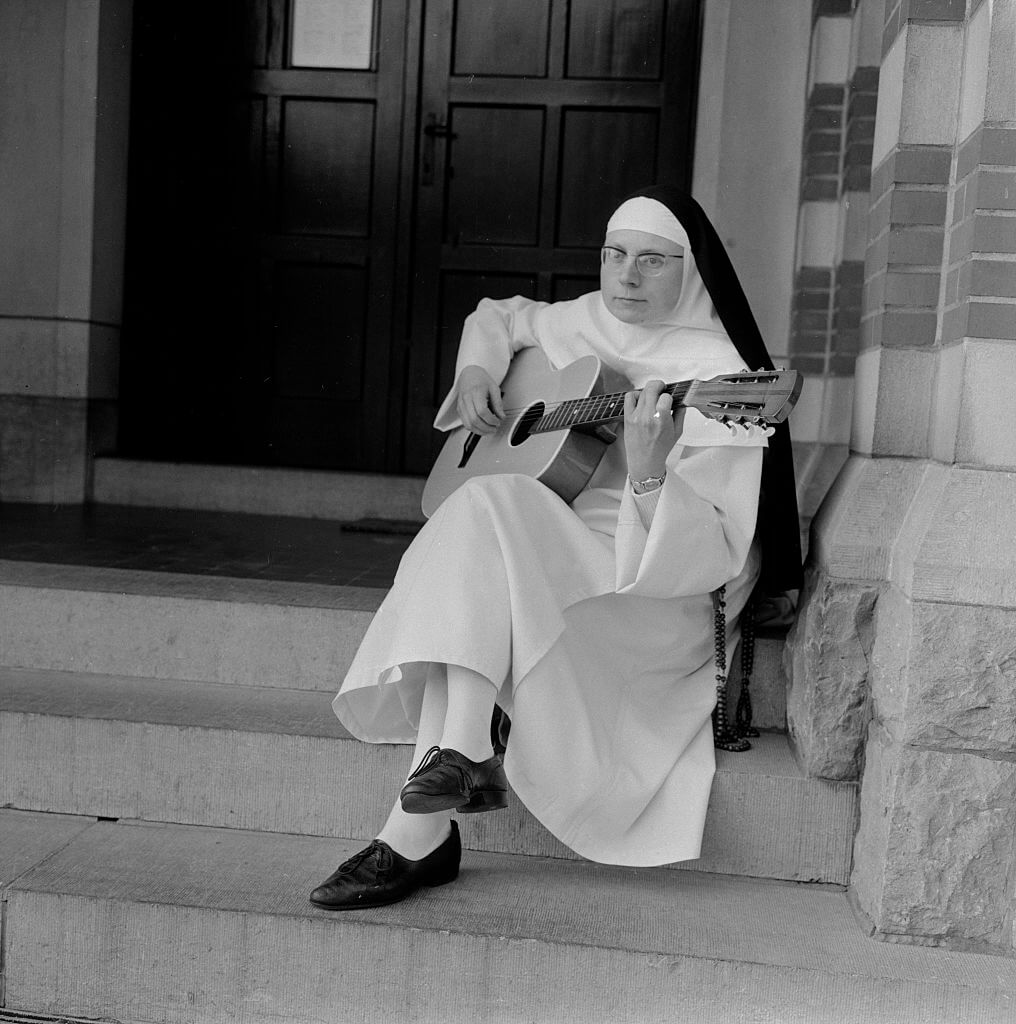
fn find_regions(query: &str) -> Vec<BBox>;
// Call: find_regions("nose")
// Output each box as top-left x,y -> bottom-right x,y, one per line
617,254 -> 641,287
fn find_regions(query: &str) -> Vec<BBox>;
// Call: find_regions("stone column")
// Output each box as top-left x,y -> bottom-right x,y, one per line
0,0 -> 132,502
788,0 -> 1016,953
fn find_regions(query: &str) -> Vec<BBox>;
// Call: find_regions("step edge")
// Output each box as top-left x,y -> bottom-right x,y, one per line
0,559 -> 387,611
4,820 -> 1011,990
0,669 -> 810,779
93,457 -> 428,522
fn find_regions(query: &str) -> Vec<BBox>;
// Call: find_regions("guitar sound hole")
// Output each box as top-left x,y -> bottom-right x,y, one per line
510,403 -> 545,447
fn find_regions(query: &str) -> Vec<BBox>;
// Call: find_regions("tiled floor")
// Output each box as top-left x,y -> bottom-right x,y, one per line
0,504 -> 416,589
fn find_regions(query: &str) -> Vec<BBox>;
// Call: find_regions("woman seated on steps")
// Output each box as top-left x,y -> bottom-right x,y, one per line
309,185 -> 802,909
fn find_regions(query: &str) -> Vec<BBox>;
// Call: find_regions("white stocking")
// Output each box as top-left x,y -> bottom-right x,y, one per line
376,664 -> 452,860
440,664 -> 497,763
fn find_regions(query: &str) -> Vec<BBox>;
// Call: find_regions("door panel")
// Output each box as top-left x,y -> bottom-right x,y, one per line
453,1 -> 553,77
272,264 -> 366,401
567,0 -> 667,79
279,100 -> 374,236
557,108 -> 661,247
447,107 -> 546,246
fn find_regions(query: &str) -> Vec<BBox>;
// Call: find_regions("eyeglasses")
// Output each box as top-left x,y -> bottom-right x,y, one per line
601,246 -> 684,278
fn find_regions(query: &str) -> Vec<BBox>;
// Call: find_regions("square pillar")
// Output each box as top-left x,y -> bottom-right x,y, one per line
0,0 -> 131,502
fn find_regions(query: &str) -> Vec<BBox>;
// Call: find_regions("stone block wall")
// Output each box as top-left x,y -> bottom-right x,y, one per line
853,465 -> 1016,951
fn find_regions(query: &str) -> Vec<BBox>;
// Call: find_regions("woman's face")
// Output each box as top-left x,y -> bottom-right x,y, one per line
600,229 -> 685,325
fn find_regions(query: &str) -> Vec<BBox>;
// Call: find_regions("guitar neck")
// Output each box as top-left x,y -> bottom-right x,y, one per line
533,381 -> 692,434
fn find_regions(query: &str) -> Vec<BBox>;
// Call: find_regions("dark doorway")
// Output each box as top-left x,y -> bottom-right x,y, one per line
120,0 -> 702,474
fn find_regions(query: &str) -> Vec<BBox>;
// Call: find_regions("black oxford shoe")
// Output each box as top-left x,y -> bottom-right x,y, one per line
308,821 -> 460,911
400,745 -> 509,814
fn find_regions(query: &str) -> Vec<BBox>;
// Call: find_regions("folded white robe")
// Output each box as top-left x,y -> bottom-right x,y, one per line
332,293 -> 766,866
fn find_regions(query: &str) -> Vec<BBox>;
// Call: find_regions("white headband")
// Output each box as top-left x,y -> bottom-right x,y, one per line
606,197 -> 689,249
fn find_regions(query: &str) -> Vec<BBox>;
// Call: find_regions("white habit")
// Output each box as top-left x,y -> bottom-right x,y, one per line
332,284 -> 767,867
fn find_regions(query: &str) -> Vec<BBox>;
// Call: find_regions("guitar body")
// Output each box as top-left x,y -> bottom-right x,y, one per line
422,348 -> 627,518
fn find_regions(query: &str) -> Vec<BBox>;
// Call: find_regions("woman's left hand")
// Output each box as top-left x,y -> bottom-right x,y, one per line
623,380 -> 683,482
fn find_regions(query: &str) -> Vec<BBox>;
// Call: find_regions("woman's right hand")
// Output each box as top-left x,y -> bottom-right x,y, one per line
456,365 -> 505,434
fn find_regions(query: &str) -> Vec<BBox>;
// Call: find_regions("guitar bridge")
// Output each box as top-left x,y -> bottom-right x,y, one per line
457,432 -> 481,468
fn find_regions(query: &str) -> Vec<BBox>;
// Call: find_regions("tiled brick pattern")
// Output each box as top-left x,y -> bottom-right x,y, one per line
862,146 -> 952,350
882,0 -> 967,57
941,126 -> 1016,344
791,261 -> 868,377
791,2 -> 878,379
844,67 -> 878,193
791,267 -> 833,376
831,260 -> 864,373
813,0 -> 854,20
802,85 -> 846,201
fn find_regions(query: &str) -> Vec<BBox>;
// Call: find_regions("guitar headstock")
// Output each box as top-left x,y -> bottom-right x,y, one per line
686,369 -> 803,429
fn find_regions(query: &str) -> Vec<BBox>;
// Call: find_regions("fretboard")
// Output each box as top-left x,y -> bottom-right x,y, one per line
533,381 -> 693,434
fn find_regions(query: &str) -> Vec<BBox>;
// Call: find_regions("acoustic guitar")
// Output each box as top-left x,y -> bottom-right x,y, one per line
422,347 -> 802,518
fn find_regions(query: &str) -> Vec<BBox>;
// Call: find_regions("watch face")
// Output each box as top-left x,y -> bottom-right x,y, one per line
630,473 -> 665,493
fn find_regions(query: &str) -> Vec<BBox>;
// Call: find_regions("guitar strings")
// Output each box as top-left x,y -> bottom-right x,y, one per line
496,383 -> 694,419
494,382 -> 794,420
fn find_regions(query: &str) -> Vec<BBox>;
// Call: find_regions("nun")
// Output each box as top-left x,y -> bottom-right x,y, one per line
310,185 -> 802,910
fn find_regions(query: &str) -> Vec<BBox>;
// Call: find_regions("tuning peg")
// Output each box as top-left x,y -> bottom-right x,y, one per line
753,417 -> 767,428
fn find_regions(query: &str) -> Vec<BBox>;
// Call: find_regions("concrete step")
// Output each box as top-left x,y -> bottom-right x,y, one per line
3,811 -> 1013,1024
0,667 -> 854,883
92,456 -> 428,522
94,448 -> 850,530
0,559 -> 380,691
0,558 -> 788,728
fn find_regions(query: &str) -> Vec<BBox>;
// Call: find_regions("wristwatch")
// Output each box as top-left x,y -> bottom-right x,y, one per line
629,472 -> 666,495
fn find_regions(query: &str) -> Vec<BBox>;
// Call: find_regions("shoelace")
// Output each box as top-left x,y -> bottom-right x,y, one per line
406,745 -> 471,789
336,840 -> 392,880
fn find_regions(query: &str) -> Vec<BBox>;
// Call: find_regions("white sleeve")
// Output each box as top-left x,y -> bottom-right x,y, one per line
614,444 -> 763,599
630,484 -> 664,531
433,296 -> 548,431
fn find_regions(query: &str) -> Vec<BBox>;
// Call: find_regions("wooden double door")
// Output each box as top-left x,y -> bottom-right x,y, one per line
121,0 -> 702,474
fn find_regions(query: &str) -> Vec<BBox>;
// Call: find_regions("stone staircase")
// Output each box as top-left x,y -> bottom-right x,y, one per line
1,460 -> 1014,1023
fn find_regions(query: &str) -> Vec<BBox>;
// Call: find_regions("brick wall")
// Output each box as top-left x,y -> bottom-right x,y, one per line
942,128 -> 1016,345
863,147 -> 951,352
882,0 -> 966,55
789,0 -> 879,441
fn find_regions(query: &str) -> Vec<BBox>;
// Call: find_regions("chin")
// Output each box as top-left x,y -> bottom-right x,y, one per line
608,299 -> 648,324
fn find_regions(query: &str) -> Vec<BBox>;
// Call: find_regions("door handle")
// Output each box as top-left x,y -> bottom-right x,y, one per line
421,113 -> 456,186
423,121 -> 454,138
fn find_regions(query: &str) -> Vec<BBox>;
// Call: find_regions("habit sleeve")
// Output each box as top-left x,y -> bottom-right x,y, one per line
433,296 -> 547,431
615,444 -> 762,599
